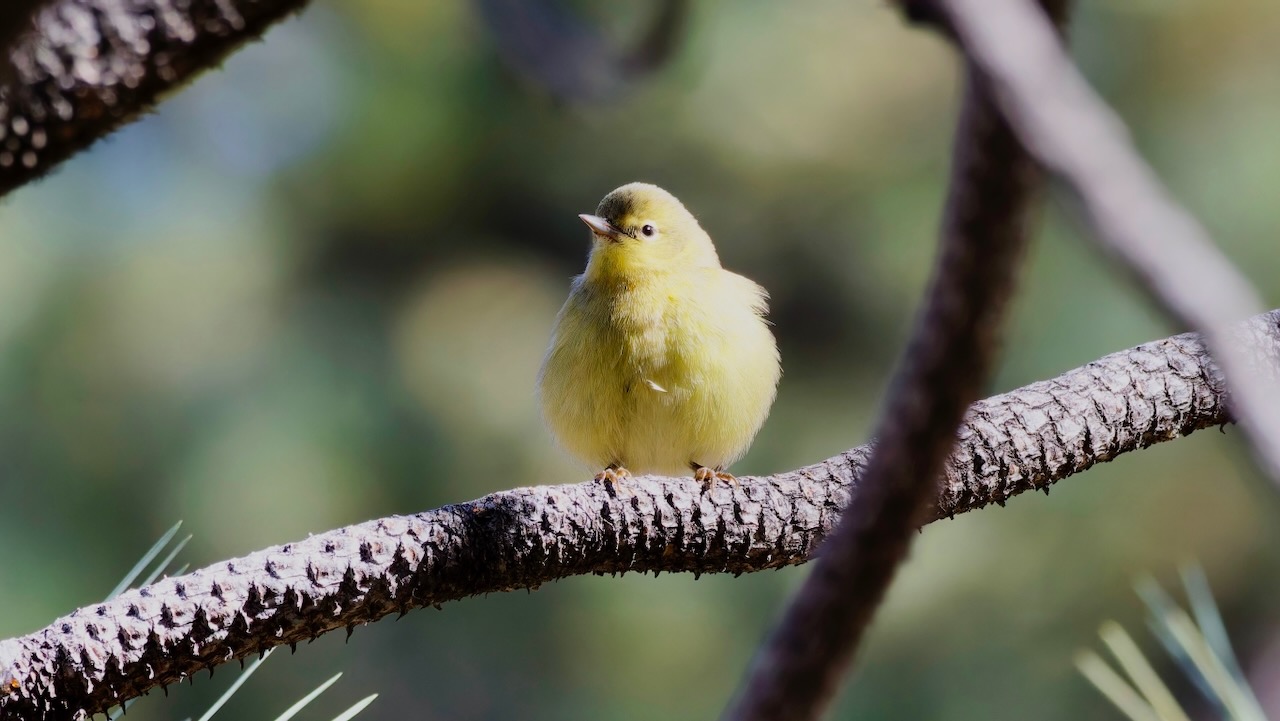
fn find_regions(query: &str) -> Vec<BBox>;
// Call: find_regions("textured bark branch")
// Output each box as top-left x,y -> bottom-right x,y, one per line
934,0 -> 1280,484
0,1 -> 46,66
4,310 -> 1277,721
720,2 -> 1070,713
0,0 -> 310,198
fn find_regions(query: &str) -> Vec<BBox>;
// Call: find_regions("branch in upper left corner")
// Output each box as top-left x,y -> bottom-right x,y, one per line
0,0 -> 311,198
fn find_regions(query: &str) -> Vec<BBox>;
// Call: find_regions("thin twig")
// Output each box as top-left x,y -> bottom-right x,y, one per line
935,0 -> 1280,484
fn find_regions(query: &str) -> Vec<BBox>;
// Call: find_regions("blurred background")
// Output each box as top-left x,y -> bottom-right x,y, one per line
2,0 -> 1279,718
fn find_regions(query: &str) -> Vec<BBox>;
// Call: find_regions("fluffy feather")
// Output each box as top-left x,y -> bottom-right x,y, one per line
537,182 -> 781,477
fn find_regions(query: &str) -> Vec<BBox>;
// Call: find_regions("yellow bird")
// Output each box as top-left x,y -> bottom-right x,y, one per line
537,182 -> 781,486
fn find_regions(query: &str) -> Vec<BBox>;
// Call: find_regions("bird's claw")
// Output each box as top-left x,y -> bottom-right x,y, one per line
594,466 -> 632,487
692,465 -> 737,491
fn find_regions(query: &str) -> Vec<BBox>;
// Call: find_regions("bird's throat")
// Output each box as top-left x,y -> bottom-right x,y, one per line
583,243 -> 664,285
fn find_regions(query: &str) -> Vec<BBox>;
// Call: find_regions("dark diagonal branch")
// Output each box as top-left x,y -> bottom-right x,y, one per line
720,3 -> 1068,716
935,0 -> 1280,484
0,1 -> 46,65
475,0 -> 689,103
0,0 -> 312,198
4,309 -> 1277,721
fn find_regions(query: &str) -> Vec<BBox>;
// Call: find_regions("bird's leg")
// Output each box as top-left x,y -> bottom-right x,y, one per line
594,464 -> 632,486
691,462 -> 738,490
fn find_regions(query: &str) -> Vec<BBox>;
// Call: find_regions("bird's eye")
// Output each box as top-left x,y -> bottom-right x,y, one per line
641,224 -> 656,237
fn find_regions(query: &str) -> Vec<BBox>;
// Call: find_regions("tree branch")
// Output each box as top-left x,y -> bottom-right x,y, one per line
0,0 -> 46,66
934,0 -> 1280,484
474,0 -> 689,104
0,0 -> 310,198
4,309 -> 1275,721
720,23 -> 1061,721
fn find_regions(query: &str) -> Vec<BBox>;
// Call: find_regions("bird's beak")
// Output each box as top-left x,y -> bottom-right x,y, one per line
579,214 -> 624,242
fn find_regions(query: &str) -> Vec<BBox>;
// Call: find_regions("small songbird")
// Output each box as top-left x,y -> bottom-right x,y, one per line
537,182 -> 781,487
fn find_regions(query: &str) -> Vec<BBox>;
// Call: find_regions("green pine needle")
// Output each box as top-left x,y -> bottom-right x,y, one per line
102,523 -> 377,721
1078,564 -> 1265,721
194,649 -> 275,721
1180,563 -> 1264,715
1097,622 -> 1191,721
329,694 -> 379,721
137,534 -> 192,588
272,673 -> 344,721
1075,650 -> 1162,721
105,521 -> 183,600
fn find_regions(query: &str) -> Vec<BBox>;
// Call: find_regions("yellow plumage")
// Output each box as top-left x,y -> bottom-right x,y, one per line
537,182 -> 781,484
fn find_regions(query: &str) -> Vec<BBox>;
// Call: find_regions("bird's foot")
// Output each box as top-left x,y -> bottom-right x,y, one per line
691,463 -> 737,490
594,465 -> 632,488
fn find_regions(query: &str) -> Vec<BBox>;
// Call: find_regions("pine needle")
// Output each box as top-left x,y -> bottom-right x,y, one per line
1075,650 -> 1162,721
271,673 -> 344,721
105,521 -> 182,600
1098,622 -> 1191,721
329,694 -> 378,721
194,649 -> 275,721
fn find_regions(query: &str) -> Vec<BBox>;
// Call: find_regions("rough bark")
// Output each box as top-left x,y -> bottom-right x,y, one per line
934,0 -> 1280,483
2,309 -> 1276,721
721,40 -> 1057,721
0,1 -> 46,68
0,0 -> 309,197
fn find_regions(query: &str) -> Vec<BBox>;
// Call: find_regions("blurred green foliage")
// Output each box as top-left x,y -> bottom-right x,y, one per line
1076,566 -> 1267,721
2,0 -> 1280,719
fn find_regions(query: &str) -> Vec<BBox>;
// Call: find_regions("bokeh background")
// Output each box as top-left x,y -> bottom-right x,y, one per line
3,0 -> 1280,718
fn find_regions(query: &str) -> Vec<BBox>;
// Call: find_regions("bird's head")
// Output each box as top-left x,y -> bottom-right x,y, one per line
580,182 -> 720,280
